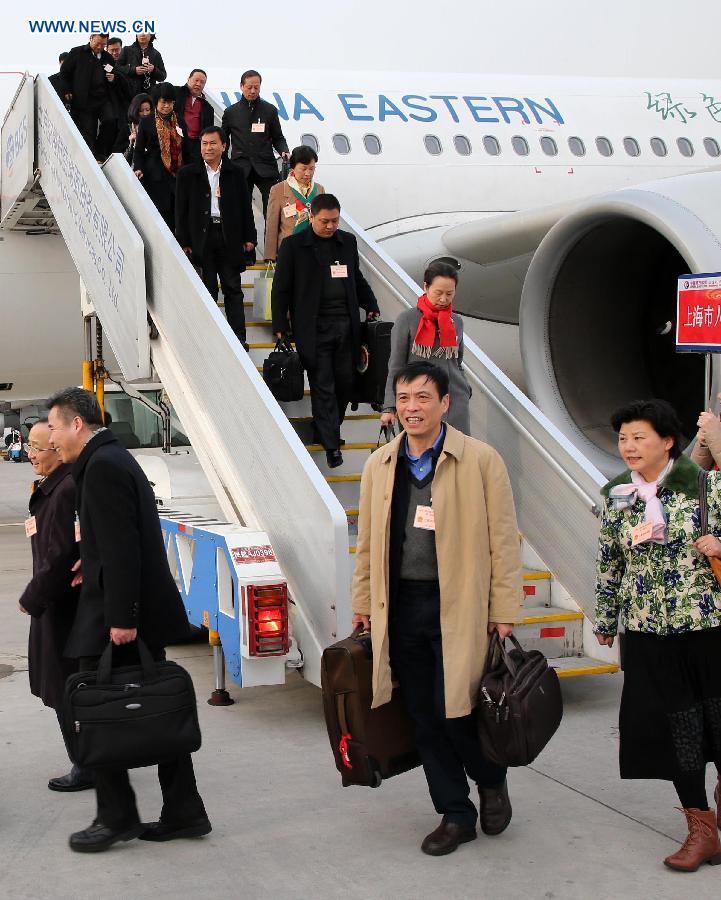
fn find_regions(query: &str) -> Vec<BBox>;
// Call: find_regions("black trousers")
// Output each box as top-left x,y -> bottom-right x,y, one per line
389,580 -> 506,828
246,167 -> 278,219
71,101 -> 117,160
200,223 -> 247,344
78,646 -> 207,830
304,315 -> 355,450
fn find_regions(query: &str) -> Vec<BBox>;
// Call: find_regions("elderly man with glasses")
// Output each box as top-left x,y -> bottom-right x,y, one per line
18,418 -> 92,792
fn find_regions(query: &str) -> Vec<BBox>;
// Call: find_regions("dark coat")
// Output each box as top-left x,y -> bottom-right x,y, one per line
175,158 -> 257,267
221,97 -> 289,178
271,228 -> 380,363
49,70 -> 65,99
174,85 -> 214,134
133,113 -> 187,224
19,465 -> 80,709
65,430 -> 191,658
59,44 -> 120,110
116,41 -> 167,97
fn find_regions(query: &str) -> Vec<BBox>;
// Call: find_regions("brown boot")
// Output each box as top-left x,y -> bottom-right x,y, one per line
663,808 -> 721,872
715,779 -> 721,831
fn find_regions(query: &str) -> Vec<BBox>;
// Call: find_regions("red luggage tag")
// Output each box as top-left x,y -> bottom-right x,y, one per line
339,733 -> 353,769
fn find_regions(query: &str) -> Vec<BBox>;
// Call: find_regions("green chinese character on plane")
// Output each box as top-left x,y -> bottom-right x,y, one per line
645,91 -> 696,124
701,94 -> 721,123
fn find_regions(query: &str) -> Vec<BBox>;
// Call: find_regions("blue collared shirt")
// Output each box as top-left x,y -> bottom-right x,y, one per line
404,424 -> 445,481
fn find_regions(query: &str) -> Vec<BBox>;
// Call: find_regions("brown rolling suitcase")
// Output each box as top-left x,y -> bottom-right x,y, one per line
321,629 -> 420,787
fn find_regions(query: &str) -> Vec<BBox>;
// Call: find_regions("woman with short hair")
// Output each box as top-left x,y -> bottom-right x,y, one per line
264,145 -> 324,260
132,83 -> 185,230
595,398 -> 721,872
381,261 -> 471,434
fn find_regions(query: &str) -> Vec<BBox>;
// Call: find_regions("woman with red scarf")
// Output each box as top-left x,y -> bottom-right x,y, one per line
381,262 -> 471,434
133,83 -> 186,231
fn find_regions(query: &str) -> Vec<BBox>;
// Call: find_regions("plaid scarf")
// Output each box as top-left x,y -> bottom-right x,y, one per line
156,112 -> 183,175
412,293 -> 458,359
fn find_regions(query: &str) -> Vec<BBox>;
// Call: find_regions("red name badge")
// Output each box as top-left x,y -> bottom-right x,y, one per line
25,516 -> 37,538
631,520 -> 654,546
413,505 -> 435,531
330,264 -> 348,279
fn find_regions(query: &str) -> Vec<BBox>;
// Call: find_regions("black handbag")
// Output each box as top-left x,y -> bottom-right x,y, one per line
263,338 -> 304,402
351,319 -> 393,411
476,632 -> 563,767
62,639 -> 202,770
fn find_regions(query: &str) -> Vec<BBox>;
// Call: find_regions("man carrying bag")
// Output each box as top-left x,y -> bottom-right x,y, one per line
47,388 -> 211,853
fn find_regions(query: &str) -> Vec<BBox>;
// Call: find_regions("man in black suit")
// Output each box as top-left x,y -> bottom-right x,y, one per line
47,387 -> 211,853
49,52 -> 69,98
272,193 -> 380,468
176,125 -> 257,349
59,34 -> 122,160
221,69 -> 289,218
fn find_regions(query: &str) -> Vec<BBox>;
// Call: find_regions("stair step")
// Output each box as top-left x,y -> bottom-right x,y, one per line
306,443 -> 376,451
514,605 -> 583,656
325,473 -> 362,483
522,569 -> 552,606
289,413 -> 380,422
549,656 -> 620,679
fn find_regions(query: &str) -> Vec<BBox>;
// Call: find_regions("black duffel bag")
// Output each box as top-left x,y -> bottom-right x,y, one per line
62,639 -> 202,770
476,632 -> 563,767
263,338 -> 304,402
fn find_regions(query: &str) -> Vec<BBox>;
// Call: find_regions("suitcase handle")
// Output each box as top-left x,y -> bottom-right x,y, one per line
487,631 -> 526,679
96,637 -> 159,685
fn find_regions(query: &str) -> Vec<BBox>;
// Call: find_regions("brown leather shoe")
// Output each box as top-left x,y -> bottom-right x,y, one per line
421,820 -> 477,856
715,779 -> 721,831
479,779 -> 512,835
664,808 -> 721,872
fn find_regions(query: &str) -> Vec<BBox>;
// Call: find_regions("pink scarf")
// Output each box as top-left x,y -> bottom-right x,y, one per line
630,460 -> 673,543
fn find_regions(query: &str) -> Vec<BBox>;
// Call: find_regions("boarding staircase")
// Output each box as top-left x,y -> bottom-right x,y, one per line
0,74 -> 619,688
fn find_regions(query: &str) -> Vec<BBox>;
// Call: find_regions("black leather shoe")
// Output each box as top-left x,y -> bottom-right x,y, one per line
69,820 -> 143,853
326,450 -> 343,468
479,779 -> 512,835
421,820 -> 477,856
48,770 -> 94,792
138,816 -> 212,842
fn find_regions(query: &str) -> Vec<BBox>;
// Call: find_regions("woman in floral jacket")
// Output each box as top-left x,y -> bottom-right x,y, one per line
595,398 -> 721,873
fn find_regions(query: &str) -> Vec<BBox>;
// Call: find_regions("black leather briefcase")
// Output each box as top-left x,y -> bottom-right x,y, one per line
62,640 -> 202,770
476,633 -> 563,767
263,338 -> 304,402
352,319 -> 393,411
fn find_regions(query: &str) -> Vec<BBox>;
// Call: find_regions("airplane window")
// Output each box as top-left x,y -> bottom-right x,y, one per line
650,137 -> 667,157
511,135 -> 529,156
568,136 -> 585,156
453,135 -> 472,156
363,134 -> 382,155
540,136 -> 558,156
623,137 -> 641,157
424,135 -> 443,155
483,135 -> 501,156
332,134 -> 351,155
595,136 -> 613,157
677,137 -> 694,157
300,134 -> 319,154
703,137 -> 720,158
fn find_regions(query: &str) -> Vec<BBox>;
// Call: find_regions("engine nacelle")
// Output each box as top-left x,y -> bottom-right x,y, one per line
520,170 -> 721,476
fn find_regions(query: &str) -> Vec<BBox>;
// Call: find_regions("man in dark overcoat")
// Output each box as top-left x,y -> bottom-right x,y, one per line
18,419 -> 91,791
176,125 -> 257,349
47,387 -> 211,853
272,193 -> 380,467
221,69 -> 289,218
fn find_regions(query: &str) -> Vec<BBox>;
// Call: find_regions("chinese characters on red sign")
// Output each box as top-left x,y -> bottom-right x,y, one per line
676,274 -> 721,353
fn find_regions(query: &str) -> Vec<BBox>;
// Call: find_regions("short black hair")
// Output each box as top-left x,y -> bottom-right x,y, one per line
393,361 -> 450,400
610,398 -> 684,459
241,69 -> 261,84
201,125 -> 227,144
128,92 -> 154,124
59,52 -> 69,64
424,261 -> 458,286
47,387 -> 104,427
155,82 -> 176,103
32,416 -> 49,425
107,37 -> 122,47
310,193 -> 340,215
188,68 -> 207,80
289,145 -> 318,168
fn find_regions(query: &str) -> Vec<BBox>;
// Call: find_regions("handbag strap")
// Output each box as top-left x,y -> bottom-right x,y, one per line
699,469 -> 710,536
487,631 -> 527,679
376,424 -> 396,448
96,637 -> 158,685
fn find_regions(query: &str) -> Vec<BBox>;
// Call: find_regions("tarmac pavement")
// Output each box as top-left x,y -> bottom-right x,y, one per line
0,461 -> 720,899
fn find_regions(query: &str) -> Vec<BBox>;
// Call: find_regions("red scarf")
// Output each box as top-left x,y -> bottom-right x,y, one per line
412,293 -> 458,359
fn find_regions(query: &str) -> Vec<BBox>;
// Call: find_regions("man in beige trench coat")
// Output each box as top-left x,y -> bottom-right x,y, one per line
351,360 -> 522,856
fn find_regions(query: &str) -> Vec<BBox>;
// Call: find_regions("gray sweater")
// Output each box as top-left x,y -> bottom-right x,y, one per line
383,307 -> 471,434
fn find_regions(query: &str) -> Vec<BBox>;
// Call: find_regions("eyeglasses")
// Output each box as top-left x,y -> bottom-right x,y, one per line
23,444 -> 56,455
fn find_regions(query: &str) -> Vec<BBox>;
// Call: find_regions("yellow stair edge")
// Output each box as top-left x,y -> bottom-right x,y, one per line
326,474 -> 362,483
349,546 -> 357,554
345,508 -> 359,517
555,664 -> 620,679
523,571 -> 553,581
306,443 -> 376,451
248,342 -> 277,350
289,414 -> 380,422
521,611 -> 584,625
246,321 -> 273,328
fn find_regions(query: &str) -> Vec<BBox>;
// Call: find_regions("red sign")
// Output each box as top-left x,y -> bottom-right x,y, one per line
231,545 -> 277,565
676,273 -> 721,352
